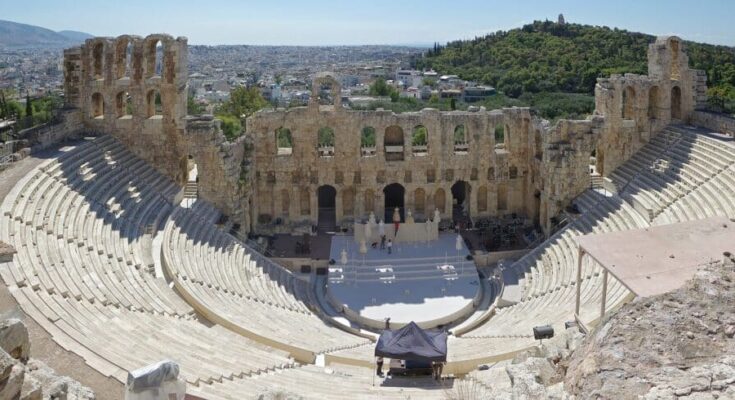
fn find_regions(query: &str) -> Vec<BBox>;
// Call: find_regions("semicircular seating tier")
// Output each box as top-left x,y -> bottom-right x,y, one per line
0,137 -> 296,385
161,201 -> 371,362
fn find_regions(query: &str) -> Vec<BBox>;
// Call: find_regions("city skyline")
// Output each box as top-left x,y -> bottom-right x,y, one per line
1,0 -> 734,47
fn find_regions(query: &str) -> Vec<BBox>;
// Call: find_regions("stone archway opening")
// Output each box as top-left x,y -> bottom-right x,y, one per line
383,183 -> 405,223
317,185 -> 337,232
451,181 -> 471,223
671,86 -> 682,120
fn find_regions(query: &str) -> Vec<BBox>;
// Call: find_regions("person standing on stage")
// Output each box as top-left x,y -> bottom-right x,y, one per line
387,239 -> 392,254
376,356 -> 384,377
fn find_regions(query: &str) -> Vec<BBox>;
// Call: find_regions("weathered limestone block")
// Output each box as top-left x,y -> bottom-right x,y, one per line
0,319 -> 29,361
0,364 -> 24,400
20,374 -> 41,400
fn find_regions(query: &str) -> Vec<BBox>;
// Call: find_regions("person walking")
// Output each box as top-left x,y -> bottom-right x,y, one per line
387,239 -> 392,254
376,356 -> 384,377
380,235 -> 386,250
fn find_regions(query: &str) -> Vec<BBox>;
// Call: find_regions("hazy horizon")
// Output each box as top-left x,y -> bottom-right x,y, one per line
1,0 -> 734,47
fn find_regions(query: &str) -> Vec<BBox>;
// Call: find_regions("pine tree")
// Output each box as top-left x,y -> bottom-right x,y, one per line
25,93 -> 33,118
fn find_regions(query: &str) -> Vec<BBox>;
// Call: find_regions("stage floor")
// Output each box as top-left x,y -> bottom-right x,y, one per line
326,234 -> 481,326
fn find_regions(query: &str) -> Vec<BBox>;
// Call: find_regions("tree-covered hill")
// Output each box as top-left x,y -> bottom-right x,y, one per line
415,20 -> 735,107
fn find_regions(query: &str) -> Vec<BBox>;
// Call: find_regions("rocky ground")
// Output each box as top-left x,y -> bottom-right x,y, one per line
0,318 -> 95,399
565,261 -> 735,399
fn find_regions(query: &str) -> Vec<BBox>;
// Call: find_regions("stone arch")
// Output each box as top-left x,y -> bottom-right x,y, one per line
114,37 -> 133,79
494,124 -> 505,144
144,38 -> 163,78
669,38 -> 681,81
146,89 -> 162,118
497,183 -> 508,211
509,165 -> 518,179
300,188 -> 310,216
281,189 -> 290,216
115,91 -> 132,118
434,188 -> 446,215
317,127 -> 335,157
311,73 -> 342,108
648,86 -> 660,119
414,188 -> 426,215
276,127 -> 293,155
384,125 -> 404,161
622,86 -> 636,119
383,183 -> 405,222
487,167 -> 495,181
91,92 -> 104,119
454,124 -> 468,153
342,188 -> 356,216
412,125 -> 428,155
671,86 -> 682,120
477,186 -> 488,212
361,126 -> 376,156
91,41 -> 104,80
451,181 -> 471,216
364,189 -> 375,217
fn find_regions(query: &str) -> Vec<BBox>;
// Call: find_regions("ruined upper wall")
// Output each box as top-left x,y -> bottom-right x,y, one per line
61,34 -> 708,235
64,34 -> 190,182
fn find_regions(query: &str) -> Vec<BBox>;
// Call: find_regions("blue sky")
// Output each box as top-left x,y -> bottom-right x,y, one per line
1,0 -> 734,46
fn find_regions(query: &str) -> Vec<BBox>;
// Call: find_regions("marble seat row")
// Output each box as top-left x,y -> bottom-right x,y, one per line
162,202 -> 371,358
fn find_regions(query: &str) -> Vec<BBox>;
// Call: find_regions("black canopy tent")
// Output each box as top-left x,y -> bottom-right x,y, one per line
374,321 -> 448,363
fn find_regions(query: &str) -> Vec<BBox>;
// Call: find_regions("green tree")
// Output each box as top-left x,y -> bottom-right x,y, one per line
219,86 -> 268,119
218,115 -> 242,140
187,95 -> 205,115
369,78 -> 397,97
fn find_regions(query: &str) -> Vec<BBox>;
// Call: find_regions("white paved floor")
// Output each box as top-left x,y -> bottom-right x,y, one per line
327,234 -> 479,324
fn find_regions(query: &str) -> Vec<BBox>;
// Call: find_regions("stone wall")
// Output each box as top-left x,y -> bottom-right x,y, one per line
692,110 -> 735,137
62,34 -> 706,236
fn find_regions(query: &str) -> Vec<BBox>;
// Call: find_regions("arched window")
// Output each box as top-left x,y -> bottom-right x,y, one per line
276,127 -> 293,155
477,186 -> 488,212
115,91 -> 132,119
91,93 -> 104,119
648,86 -> 659,119
364,189 -> 375,216
145,39 -> 162,78
487,167 -> 495,181
411,125 -> 428,156
281,189 -> 290,216
342,188 -> 356,216
92,42 -> 104,80
671,86 -> 682,120
361,126 -> 376,156
434,188 -> 446,214
454,125 -> 468,154
385,125 -> 404,161
317,127 -> 335,157
300,188 -> 310,216
509,166 -> 518,179
414,188 -> 426,215
146,90 -> 162,118
497,184 -> 508,211
114,38 -> 132,79
494,124 -> 505,147
623,86 -> 636,119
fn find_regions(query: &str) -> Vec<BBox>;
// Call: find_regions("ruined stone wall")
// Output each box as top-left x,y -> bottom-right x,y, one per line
62,34 -> 706,236
594,36 -> 704,175
70,34 -> 190,183
247,104 -> 539,233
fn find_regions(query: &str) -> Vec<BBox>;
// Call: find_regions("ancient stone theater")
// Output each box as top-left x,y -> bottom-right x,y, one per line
0,32 -> 733,399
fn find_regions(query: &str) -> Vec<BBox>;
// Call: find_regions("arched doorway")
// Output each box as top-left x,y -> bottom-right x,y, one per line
671,86 -> 682,120
383,183 -> 405,223
451,181 -> 471,223
317,185 -> 336,231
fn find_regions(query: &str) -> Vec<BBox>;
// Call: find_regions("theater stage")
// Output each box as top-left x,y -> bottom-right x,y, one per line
326,234 -> 482,329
